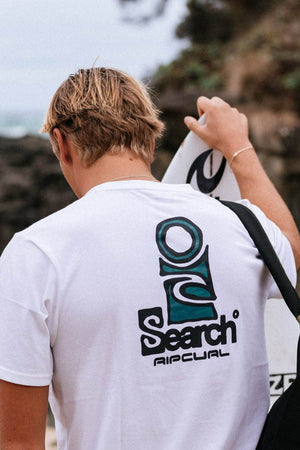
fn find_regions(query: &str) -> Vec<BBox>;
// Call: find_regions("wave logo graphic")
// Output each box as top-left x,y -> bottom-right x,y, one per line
186,149 -> 226,194
156,217 -> 217,325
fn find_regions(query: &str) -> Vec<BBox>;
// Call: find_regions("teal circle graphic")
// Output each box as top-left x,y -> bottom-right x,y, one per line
156,217 -> 202,263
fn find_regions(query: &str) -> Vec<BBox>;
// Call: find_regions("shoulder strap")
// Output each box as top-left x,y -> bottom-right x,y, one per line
220,200 -> 300,323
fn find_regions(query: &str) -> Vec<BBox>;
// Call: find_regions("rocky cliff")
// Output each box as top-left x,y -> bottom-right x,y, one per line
0,136 -> 76,252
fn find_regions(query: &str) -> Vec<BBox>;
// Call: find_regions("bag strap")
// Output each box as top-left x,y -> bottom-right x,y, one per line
220,200 -> 300,324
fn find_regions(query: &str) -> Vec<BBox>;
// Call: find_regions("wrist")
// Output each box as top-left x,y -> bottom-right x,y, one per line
216,141 -> 252,159
229,147 -> 261,178
229,145 -> 254,167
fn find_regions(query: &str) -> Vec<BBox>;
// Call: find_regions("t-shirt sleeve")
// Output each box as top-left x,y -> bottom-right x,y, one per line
237,199 -> 297,299
0,234 -> 55,386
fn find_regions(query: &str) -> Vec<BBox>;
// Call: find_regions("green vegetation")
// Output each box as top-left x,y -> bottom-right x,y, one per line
119,0 -> 300,109
150,0 -> 300,110
283,69 -> 300,91
153,43 -> 223,91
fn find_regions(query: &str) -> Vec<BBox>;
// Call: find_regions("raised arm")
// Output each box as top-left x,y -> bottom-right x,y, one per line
184,96 -> 300,269
0,380 -> 49,450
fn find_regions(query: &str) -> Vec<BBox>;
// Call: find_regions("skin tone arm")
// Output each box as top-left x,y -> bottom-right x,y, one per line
184,96 -> 300,270
0,380 -> 49,450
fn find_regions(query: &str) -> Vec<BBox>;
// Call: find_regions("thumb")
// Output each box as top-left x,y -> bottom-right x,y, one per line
184,116 -> 208,140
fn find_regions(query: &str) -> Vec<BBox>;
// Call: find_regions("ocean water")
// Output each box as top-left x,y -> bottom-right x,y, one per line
0,110 -> 46,138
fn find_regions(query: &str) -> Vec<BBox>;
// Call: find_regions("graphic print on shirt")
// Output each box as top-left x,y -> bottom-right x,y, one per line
156,217 -> 217,324
138,216 -> 239,365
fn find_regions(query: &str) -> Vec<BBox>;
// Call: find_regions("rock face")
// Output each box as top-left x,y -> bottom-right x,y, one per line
0,136 -> 76,252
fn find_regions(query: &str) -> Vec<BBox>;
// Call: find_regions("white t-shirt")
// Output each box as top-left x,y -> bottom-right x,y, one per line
0,180 -> 296,450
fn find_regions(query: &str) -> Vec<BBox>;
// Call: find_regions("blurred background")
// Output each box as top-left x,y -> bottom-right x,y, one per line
1,0 -> 300,254
1,1 -> 300,447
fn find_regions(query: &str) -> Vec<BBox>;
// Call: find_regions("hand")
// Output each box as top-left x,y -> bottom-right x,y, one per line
184,96 -> 253,162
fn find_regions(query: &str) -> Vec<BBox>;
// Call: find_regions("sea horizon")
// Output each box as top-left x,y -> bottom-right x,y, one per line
0,109 -> 47,138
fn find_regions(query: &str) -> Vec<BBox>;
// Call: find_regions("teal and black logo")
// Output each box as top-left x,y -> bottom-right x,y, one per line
137,216 -> 239,363
156,217 -> 217,324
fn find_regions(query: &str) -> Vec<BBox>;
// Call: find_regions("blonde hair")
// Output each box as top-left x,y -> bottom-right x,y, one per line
41,68 -> 164,166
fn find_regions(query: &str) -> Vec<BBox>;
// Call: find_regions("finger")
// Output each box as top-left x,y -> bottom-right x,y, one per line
196,96 -> 212,116
211,97 -> 230,108
211,96 -> 223,104
184,116 -> 208,140
184,116 -> 197,129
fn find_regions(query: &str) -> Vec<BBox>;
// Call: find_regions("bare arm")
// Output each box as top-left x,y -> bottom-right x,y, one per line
0,380 -> 49,450
184,96 -> 300,269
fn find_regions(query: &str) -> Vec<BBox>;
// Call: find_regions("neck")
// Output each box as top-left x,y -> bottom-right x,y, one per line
73,150 -> 157,197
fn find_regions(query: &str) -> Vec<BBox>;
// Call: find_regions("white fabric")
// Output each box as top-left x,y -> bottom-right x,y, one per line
0,180 -> 296,450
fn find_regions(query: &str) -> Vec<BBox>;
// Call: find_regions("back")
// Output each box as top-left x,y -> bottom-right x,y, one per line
0,180 -> 296,450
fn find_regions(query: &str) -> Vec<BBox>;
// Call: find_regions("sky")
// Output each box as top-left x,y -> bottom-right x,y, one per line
1,0 -> 188,113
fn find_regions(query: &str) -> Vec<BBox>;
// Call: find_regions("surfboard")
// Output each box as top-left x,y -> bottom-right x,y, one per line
162,115 -> 240,200
162,114 -> 298,405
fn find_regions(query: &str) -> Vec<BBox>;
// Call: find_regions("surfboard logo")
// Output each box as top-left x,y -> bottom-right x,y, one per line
186,149 -> 227,194
156,217 -> 217,324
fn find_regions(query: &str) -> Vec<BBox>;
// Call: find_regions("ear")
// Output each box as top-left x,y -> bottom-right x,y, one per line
52,128 -> 73,165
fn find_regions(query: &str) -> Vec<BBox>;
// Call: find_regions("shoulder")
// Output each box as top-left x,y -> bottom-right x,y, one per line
234,199 -> 297,289
20,198 -> 81,238
0,197 -> 86,270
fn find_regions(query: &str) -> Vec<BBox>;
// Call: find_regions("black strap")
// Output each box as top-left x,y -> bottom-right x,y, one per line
220,200 -> 300,322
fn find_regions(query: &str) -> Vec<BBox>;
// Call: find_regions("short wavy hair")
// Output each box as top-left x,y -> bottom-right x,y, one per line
41,67 -> 165,166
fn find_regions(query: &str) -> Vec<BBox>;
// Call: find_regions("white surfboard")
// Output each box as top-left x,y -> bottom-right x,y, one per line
162,115 -> 240,200
162,114 -> 298,404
